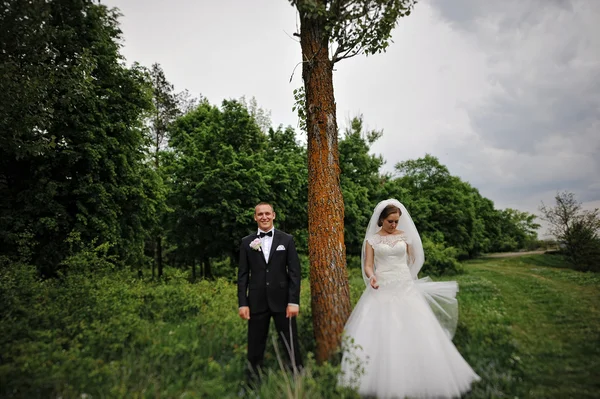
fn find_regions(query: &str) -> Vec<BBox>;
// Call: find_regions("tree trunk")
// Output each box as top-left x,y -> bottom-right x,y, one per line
155,235 -> 163,278
203,258 -> 212,279
299,5 -> 351,362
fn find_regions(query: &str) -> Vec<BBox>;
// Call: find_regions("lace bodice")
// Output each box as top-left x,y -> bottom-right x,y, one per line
367,234 -> 413,283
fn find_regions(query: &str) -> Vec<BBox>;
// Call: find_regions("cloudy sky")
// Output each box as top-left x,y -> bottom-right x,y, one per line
102,0 -> 600,235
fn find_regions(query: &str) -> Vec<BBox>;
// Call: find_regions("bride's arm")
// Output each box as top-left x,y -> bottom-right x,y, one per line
406,240 -> 415,265
364,242 -> 379,289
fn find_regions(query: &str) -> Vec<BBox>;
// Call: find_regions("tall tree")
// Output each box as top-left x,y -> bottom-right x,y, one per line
148,63 -> 180,163
289,0 -> 417,361
394,155 -> 489,257
166,100 -> 270,279
146,63 -> 181,278
239,96 -> 273,134
0,0 -> 153,275
498,208 -> 539,250
394,155 -> 477,255
339,116 -> 385,256
264,125 -> 309,252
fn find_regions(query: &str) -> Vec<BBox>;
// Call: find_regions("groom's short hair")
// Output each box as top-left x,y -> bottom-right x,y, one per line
255,201 -> 274,213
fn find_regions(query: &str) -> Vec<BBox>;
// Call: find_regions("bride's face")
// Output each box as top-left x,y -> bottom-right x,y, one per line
381,212 -> 400,234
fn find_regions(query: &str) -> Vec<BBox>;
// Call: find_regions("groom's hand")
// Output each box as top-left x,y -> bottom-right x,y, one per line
286,304 -> 299,318
238,306 -> 250,320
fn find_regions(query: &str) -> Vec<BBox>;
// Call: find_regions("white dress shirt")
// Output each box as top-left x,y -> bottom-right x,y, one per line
258,228 -> 274,263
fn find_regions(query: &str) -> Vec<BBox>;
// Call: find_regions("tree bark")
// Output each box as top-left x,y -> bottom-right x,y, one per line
155,235 -> 163,278
154,139 -> 164,279
299,4 -> 352,362
203,258 -> 212,279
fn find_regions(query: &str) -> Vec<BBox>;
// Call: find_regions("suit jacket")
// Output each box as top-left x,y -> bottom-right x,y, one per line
237,229 -> 301,314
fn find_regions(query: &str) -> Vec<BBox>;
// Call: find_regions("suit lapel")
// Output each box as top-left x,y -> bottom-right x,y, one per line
267,230 -> 281,265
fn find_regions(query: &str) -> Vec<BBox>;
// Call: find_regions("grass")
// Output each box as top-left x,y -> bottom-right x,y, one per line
1,254 -> 598,398
456,254 -> 600,398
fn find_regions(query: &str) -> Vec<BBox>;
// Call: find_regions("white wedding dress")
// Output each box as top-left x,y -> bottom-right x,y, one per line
339,234 -> 480,398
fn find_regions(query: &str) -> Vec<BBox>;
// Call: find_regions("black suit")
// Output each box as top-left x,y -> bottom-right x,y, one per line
238,229 -> 302,379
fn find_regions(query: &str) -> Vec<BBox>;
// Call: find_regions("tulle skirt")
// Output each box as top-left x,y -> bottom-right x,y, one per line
339,278 -> 480,398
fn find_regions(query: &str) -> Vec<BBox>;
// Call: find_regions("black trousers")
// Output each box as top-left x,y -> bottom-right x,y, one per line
246,308 -> 303,381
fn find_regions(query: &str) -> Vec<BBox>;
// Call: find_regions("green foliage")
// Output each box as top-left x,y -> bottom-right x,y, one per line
392,156 -> 481,257
420,235 -> 461,276
0,0 -> 154,275
158,110 -> 541,278
0,263 -> 248,397
140,62 -> 184,277
290,0 -> 417,62
264,125 -> 309,252
4,254 -> 597,397
385,154 -> 540,258
164,99 -> 308,276
292,86 -> 307,133
145,62 -> 182,157
239,96 -> 273,134
492,208 -> 540,252
346,267 -> 368,308
540,191 -> 600,272
563,219 -> 600,272
0,260 -> 356,398
249,350 -> 360,399
165,99 -> 269,273
339,116 -> 385,256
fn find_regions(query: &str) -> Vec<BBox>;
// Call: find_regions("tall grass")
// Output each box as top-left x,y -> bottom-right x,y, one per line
1,254 -> 597,398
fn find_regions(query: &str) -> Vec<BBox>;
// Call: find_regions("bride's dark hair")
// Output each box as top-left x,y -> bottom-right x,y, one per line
377,204 -> 402,227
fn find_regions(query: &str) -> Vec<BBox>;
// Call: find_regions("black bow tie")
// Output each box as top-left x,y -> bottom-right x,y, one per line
259,231 -> 273,238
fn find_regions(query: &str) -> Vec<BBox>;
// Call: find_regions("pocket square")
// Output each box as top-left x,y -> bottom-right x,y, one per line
276,245 -> 286,251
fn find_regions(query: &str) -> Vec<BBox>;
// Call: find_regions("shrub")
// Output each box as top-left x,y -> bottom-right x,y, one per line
563,220 -> 600,272
346,255 -> 362,270
421,236 -> 461,276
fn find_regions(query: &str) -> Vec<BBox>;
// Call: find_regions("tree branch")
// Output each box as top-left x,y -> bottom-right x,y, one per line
333,41 -> 365,63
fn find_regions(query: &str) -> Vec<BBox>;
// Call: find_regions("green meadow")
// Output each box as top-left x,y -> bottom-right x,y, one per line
1,254 -> 598,398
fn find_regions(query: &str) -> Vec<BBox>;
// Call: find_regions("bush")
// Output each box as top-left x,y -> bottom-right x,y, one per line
539,191 -> 600,273
346,255 -> 362,270
0,262 -> 249,398
0,257 -> 362,398
210,256 -> 237,280
421,236 -> 461,276
563,221 -> 600,272
299,253 -> 310,279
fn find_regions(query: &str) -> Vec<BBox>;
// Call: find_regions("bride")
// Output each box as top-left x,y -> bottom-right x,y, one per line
339,199 -> 480,398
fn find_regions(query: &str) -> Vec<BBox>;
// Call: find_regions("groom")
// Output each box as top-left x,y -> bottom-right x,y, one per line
237,202 -> 303,382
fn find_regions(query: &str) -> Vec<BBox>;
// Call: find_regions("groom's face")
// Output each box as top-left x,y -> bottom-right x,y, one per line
254,204 -> 275,231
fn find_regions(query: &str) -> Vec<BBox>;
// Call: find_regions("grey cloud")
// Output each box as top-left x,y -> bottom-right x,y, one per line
427,0 -> 486,29
429,0 -> 573,31
427,0 -> 600,210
